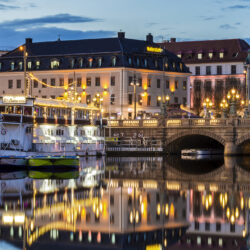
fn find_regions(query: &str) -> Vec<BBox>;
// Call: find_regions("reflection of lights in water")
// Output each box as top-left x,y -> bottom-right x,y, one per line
111,233 -> 116,244
88,231 -> 92,242
79,231 -> 82,242
129,211 -> 133,224
165,204 -> 169,216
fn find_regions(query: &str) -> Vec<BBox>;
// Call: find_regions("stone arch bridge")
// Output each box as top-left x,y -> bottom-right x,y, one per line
105,118 -> 250,155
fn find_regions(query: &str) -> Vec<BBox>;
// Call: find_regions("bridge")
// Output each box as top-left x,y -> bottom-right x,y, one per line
105,118 -> 250,155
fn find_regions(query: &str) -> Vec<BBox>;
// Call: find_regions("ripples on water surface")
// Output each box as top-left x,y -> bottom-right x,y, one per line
0,156 -> 250,249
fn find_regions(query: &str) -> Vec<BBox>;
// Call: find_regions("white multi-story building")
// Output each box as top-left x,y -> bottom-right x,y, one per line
161,38 -> 250,114
0,33 -> 189,119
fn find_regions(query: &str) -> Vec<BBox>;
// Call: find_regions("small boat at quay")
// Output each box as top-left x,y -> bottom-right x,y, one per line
28,156 -> 79,170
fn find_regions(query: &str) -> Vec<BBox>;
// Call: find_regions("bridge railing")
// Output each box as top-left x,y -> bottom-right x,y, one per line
107,118 -> 232,128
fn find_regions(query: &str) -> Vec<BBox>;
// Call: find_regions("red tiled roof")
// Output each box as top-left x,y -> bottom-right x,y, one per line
159,39 -> 249,64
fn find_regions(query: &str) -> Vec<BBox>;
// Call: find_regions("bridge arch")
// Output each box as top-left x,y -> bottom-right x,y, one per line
166,129 -> 225,154
236,135 -> 250,155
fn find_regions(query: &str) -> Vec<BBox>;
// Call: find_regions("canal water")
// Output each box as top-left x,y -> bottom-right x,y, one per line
0,156 -> 249,250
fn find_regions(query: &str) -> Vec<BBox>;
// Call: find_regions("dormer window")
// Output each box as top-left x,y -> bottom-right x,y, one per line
36,60 -> 40,69
27,61 -> 32,69
165,63 -> 168,70
19,62 -> 23,70
219,52 -> 224,59
51,59 -> 60,69
88,58 -> 93,68
136,58 -> 140,67
177,53 -> 182,58
208,52 -> 213,59
198,53 -> 202,59
10,62 -> 15,71
70,59 -> 75,69
98,57 -> 102,67
128,57 -> 132,66
144,58 -> 147,68
79,58 -> 83,68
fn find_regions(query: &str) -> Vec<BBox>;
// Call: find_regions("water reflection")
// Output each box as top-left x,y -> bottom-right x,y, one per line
0,156 -> 249,249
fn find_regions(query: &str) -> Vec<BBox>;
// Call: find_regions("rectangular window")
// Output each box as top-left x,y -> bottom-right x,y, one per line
138,78 -> 142,87
0,62 -> 2,71
51,95 -> 55,99
195,221 -> 199,230
231,65 -> 236,74
216,223 -> 221,232
206,66 -> 211,75
198,53 -> 202,59
128,76 -> 133,86
95,77 -> 100,86
128,94 -> 133,105
183,97 -> 187,106
86,77 -> 91,86
157,97 -> 161,106
33,80 -> 38,88
36,61 -> 40,69
147,79 -> 151,88
77,78 -> 82,87
42,96 -> 47,98
59,78 -> 64,86
217,65 -> 222,75
68,78 -> 73,85
16,80 -> 21,89
219,52 -> 224,58
174,97 -> 178,104
205,222 -> 210,231
183,81 -> 187,90
86,95 -> 91,104
175,81 -> 178,89
157,79 -> 161,88
195,66 -> 200,75
147,95 -> 151,106
8,80 -> 13,89
166,80 -> 169,89
111,76 -> 115,86
27,61 -> 32,69
51,78 -> 56,86
42,79 -> 47,88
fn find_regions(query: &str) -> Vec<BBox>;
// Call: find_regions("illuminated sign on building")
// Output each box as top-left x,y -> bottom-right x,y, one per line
3,96 -> 26,104
146,46 -> 163,53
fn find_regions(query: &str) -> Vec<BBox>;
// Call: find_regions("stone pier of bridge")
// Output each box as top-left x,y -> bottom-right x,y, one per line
104,118 -> 250,155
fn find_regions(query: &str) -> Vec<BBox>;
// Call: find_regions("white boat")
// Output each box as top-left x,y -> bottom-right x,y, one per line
0,96 -> 105,157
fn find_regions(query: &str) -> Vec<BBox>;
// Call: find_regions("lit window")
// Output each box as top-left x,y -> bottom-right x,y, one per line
110,94 -> 115,105
177,53 -> 181,58
19,62 -> 23,70
88,58 -> 93,67
36,61 -> 40,69
27,61 -> 32,69
197,236 -> 201,246
219,52 -> 224,59
218,238 -> 223,247
111,57 -> 116,67
136,58 -> 140,67
198,53 -> 202,59
208,237 -> 212,246
79,58 -> 83,68
128,57 -> 132,65
98,58 -> 102,67
209,52 -> 213,59
10,62 -> 15,71
51,59 -> 60,69
165,63 -> 168,69
144,58 -> 147,67
70,59 -> 75,68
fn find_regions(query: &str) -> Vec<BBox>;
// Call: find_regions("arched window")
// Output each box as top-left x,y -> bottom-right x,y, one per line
98,57 -> 102,67
111,57 -> 116,67
10,62 -> 15,71
51,59 -> 60,69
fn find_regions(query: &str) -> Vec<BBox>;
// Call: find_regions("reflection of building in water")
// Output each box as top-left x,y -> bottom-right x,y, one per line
0,158 -> 188,249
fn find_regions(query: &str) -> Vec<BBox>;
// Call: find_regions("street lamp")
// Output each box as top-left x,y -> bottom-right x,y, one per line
130,75 -> 140,119
203,98 -> 213,118
227,88 -> 240,117
19,45 -> 28,97
158,95 -> 170,118
220,99 -> 229,118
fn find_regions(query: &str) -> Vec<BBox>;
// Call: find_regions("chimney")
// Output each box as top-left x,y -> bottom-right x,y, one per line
25,38 -> 33,45
146,33 -> 153,43
118,32 -> 125,39
170,38 -> 176,43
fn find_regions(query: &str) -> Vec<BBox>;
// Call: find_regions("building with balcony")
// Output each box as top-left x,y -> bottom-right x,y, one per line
160,38 -> 250,114
0,33 -> 189,119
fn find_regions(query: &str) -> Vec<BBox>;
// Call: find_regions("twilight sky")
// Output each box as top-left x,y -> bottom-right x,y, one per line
0,0 -> 249,49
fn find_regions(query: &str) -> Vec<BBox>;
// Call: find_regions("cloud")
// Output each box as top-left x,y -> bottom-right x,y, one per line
0,13 -> 101,29
223,5 -> 249,10
219,24 -> 235,30
0,3 -> 18,9
0,26 -> 116,50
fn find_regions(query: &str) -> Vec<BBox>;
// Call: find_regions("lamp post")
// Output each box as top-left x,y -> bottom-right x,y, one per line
158,95 -> 170,119
19,45 -> 28,97
203,98 -> 213,118
93,93 -> 104,128
227,89 -> 240,117
130,75 -> 140,120
220,99 -> 228,118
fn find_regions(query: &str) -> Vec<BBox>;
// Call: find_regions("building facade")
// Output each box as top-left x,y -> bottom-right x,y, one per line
0,33 -> 189,119
161,38 -> 250,114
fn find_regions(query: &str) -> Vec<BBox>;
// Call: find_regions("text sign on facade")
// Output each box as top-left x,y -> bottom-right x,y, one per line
3,96 -> 26,104
146,46 -> 163,53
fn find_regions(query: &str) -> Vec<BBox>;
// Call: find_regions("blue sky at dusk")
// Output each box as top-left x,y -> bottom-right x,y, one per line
0,0 -> 249,49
